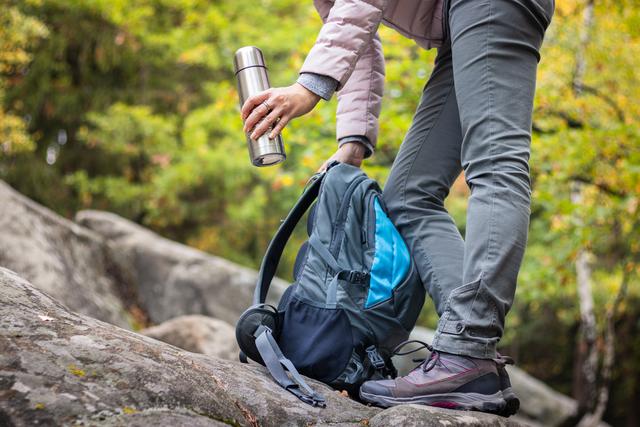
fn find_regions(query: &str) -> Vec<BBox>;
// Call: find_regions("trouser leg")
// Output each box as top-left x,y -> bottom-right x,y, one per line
431,0 -> 553,358
382,42 -> 465,318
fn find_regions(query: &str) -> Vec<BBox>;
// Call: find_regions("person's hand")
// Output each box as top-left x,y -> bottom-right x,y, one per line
318,142 -> 366,172
241,83 -> 321,140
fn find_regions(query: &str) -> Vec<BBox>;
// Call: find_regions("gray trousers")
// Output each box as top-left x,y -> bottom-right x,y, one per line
382,0 -> 554,358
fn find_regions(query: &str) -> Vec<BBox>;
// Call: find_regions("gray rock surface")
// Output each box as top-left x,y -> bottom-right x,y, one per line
0,268 -> 527,427
82,408 -> 230,427
0,181 -> 130,328
141,315 -> 239,361
506,365 -> 578,427
368,404 -> 523,427
75,210 -> 287,325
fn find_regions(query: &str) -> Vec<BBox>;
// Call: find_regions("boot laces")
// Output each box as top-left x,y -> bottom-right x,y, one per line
391,339 -> 441,373
392,341 -> 517,373
493,353 -> 515,367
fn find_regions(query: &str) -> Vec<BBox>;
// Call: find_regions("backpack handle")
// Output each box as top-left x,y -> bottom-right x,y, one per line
253,170 -> 327,305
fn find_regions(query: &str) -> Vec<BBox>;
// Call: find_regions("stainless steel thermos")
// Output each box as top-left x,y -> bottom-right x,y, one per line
234,46 -> 286,167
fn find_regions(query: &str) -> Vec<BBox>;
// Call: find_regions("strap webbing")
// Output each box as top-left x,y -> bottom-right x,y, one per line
254,172 -> 325,305
254,327 -> 326,407
325,275 -> 340,309
308,235 -> 341,272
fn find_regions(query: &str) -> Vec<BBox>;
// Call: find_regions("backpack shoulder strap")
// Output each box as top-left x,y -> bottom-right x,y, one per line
254,171 -> 326,305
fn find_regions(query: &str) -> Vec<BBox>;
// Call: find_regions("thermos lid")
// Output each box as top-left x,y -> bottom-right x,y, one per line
234,46 -> 266,73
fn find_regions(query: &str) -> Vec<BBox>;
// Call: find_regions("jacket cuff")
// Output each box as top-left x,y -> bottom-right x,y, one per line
338,135 -> 374,159
296,73 -> 338,101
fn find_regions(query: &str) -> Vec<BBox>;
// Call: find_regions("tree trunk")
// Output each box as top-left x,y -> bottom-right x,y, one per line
570,0 -> 598,419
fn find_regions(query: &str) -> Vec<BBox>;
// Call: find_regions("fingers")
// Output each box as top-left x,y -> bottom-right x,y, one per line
243,101 -> 273,135
251,108 -> 283,140
268,115 -> 290,139
318,145 -> 366,173
241,90 -> 271,121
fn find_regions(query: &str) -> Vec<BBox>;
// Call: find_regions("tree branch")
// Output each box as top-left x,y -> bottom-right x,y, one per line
572,83 -> 626,123
570,175 -> 628,198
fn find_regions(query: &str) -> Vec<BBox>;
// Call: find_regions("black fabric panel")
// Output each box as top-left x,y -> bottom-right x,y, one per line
452,373 -> 500,395
278,298 -> 353,383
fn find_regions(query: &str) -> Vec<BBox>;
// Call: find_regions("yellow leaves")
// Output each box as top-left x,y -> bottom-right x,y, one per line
280,174 -> 294,187
555,0 -> 581,17
122,406 -> 137,414
0,7 -> 48,72
0,111 -> 35,155
301,155 -> 316,169
551,214 -> 567,231
272,173 -> 294,190
0,6 -> 47,156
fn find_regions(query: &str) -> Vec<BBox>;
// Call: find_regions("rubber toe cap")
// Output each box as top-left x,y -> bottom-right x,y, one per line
360,379 -> 395,398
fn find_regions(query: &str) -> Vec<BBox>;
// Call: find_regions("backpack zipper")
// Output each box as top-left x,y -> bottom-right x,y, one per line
329,175 -> 370,257
362,191 -> 378,249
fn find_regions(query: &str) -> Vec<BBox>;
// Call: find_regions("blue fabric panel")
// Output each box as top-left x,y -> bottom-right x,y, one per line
365,197 -> 411,308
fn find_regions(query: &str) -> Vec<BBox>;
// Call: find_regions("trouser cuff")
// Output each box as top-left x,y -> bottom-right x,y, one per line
431,330 -> 498,359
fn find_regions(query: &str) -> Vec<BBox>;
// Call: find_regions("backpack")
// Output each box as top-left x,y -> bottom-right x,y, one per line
235,162 -> 425,407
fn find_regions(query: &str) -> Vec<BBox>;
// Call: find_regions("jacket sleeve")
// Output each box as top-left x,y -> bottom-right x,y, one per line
335,31 -> 384,151
302,0 -> 386,151
300,0 -> 389,89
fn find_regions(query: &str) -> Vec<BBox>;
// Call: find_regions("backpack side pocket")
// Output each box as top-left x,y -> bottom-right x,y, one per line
277,296 -> 354,383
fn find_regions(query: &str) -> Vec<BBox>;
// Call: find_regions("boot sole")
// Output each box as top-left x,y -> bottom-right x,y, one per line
360,390 -> 507,414
500,387 -> 520,417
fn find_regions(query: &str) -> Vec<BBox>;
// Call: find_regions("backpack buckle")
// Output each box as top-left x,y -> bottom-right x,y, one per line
366,345 -> 386,370
346,271 -> 369,284
287,386 -> 327,408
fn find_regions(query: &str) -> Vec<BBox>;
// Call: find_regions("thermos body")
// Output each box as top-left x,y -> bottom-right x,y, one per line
234,46 -> 286,167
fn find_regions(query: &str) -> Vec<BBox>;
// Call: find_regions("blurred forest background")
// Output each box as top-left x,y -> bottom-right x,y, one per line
1,0 -> 638,425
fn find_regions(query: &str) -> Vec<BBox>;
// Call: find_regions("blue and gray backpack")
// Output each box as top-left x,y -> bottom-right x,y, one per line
236,162 -> 425,407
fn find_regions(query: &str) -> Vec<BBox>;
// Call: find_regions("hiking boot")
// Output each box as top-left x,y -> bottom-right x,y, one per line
359,342 -> 507,414
494,354 -> 520,417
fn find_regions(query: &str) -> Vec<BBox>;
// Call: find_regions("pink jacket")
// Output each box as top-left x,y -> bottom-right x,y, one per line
300,0 -> 444,150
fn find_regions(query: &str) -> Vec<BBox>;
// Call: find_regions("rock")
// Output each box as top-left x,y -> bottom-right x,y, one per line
0,268 -> 373,427
75,210 -> 287,326
506,365 -> 578,427
0,267 -> 527,427
0,181 -> 131,328
141,315 -> 239,361
368,404 -> 523,427
85,408 -> 230,427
